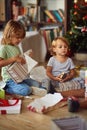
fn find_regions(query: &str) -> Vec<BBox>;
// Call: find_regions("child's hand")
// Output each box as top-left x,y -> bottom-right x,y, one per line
55,73 -> 67,82
55,75 -> 62,81
29,50 -> 33,58
25,49 -> 33,58
15,55 -> 26,64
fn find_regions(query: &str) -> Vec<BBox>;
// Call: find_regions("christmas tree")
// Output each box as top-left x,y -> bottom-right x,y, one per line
65,0 -> 87,56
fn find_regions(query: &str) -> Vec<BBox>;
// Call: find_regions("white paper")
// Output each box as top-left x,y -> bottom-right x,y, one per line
27,93 -> 63,113
24,53 -> 38,73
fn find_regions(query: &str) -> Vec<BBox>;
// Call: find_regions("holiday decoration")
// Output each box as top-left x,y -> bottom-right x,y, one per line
65,0 -> 87,55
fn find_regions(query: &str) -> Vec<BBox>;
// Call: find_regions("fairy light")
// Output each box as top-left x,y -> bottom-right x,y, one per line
74,0 -> 78,3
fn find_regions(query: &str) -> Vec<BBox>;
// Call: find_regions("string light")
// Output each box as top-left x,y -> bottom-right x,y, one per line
74,0 -> 78,3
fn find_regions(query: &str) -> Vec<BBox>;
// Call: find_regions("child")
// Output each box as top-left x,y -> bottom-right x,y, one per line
45,36 -> 85,92
0,20 -> 47,96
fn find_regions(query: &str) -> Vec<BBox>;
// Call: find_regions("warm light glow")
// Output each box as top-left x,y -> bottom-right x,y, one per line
74,0 -> 77,3
85,0 -> 87,2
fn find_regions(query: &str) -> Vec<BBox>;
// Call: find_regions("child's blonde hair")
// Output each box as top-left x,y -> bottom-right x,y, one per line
49,36 -> 69,55
1,20 -> 26,45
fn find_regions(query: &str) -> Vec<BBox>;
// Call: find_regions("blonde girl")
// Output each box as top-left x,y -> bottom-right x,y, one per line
0,20 -> 46,96
42,36 -> 85,93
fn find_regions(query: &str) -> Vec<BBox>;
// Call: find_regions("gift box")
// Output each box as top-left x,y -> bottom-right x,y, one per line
0,89 -> 5,99
7,53 -> 38,83
80,67 -> 87,79
0,99 -> 22,114
75,67 -> 87,79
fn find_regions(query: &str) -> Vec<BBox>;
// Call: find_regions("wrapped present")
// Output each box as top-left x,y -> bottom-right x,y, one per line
0,89 -> 5,99
0,99 -> 22,114
7,53 -> 38,83
0,81 -> 6,99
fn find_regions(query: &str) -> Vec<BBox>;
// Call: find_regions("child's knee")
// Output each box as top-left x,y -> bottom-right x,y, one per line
20,87 -> 32,96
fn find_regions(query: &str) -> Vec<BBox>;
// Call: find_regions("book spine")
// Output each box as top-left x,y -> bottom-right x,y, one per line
50,10 -> 58,22
52,10 -> 63,22
58,9 -> 64,21
44,10 -> 56,22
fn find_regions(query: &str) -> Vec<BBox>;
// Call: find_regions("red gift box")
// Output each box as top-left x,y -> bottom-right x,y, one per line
0,99 -> 22,114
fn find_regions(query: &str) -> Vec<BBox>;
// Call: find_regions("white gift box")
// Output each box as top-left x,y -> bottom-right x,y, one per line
0,100 -> 22,114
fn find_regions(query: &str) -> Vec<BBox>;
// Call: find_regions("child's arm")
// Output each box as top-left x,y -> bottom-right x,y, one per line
46,66 -> 62,81
0,55 -> 26,68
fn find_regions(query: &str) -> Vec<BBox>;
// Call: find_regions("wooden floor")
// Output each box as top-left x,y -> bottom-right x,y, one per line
0,94 -> 87,130
0,61 -> 87,130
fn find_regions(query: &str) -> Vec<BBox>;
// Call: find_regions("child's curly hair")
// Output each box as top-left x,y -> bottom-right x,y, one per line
49,36 -> 69,56
1,20 -> 26,45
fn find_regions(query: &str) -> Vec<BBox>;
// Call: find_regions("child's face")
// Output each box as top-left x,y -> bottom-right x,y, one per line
54,39 -> 68,56
11,36 -> 23,45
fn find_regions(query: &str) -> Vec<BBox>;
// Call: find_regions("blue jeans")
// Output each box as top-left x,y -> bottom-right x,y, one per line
5,78 -> 42,96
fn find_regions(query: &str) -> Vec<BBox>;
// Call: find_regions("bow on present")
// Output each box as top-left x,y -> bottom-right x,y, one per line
0,99 -> 19,107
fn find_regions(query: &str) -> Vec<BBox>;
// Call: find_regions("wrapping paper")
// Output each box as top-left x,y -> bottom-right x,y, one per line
27,93 -> 63,114
7,52 -> 38,83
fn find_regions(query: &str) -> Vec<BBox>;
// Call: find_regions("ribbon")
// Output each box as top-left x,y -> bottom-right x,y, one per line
0,99 -> 19,107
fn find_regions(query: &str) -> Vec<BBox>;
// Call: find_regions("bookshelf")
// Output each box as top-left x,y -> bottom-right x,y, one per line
20,0 -> 73,34
0,0 -> 73,33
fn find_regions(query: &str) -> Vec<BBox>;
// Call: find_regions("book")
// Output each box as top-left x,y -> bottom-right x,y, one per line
50,10 -> 59,22
57,9 -> 65,21
51,116 -> 87,130
7,50 -> 38,83
37,6 -> 46,22
44,10 -> 57,23
52,10 -> 63,23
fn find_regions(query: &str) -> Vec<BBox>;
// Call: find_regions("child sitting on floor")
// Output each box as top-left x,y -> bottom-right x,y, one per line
0,20 -> 47,96
42,36 -> 85,93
